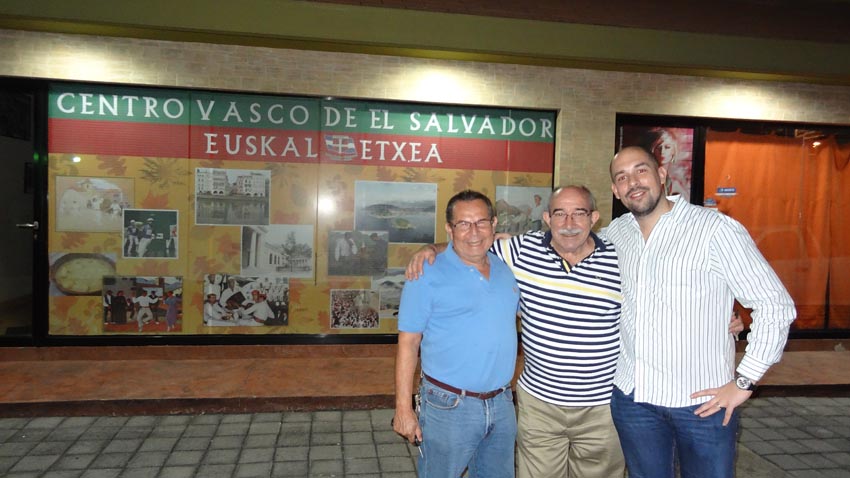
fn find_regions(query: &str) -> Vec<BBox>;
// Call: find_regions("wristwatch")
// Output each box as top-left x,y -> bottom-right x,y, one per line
735,374 -> 757,391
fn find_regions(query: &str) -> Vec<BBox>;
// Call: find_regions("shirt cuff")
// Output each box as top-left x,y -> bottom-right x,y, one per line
736,355 -> 771,382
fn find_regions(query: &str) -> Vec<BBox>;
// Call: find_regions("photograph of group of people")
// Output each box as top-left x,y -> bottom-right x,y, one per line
329,289 -> 380,329
122,209 -> 179,259
494,185 -> 552,234
203,274 -> 289,327
102,276 -> 183,333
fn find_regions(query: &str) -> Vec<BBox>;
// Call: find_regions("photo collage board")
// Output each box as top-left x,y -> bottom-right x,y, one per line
47,83 -> 555,336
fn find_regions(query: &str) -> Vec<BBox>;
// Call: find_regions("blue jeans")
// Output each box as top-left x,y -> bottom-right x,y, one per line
610,387 -> 738,478
417,379 -> 516,478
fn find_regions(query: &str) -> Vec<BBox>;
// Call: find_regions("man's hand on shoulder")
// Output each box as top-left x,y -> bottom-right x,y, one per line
405,244 -> 443,280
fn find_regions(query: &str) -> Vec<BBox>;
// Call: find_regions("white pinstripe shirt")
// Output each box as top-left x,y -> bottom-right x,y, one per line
604,196 -> 796,408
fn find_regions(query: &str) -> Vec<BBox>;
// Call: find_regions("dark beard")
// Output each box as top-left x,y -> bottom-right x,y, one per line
626,189 -> 661,218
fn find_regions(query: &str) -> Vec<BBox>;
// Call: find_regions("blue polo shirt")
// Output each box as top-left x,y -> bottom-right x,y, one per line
399,243 -> 520,392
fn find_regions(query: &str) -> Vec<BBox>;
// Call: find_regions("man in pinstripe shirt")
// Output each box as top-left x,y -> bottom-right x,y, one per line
607,146 -> 796,478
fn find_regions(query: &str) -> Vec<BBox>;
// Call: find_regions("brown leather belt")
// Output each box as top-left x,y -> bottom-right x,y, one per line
423,373 -> 509,400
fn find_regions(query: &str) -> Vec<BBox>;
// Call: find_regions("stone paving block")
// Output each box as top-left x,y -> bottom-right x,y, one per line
281,413 -> 312,423
238,447 -> 274,463
271,460 -> 308,476
92,418 -> 129,428
343,411 -> 371,421
383,473 -> 418,478
819,469 -> 850,478
182,425 -> 217,438
373,431 -> 400,444
159,416 -> 192,426
799,439 -> 843,453
79,428 -> 120,441
191,415 -> 222,426
31,441 -> 72,455
795,453 -> 838,468
203,448 -> 240,464
253,413 -> 283,423
803,427 -> 838,439
90,453 -> 133,469
25,417 -> 65,429
823,452 -> 850,466
173,437 -> 209,451
138,437 -> 178,452
47,428 -> 87,442
156,466 -> 195,478
0,442 -> 36,457
343,431 -> 373,445
42,471 -> 85,478
309,445 -> 342,461
80,469 -> 122,478
209,435 -> 244,449
234,461 -> 273,478
312,421 -> 341,433
345,457 -> 380,474
748,427 -> 788,440
343,420 -> 372,432
125,417 -> 158,428
380,455 -> 415,472
274,446 -> 309,462
216,423 -> 250,436
313,411 -> 342,422
344,443 -> 377,458
310,432 -> 341,446
164,450 -> 203,466
126,451 -> 168,468
248,421 -> 281,435
10,454 -> 60,472
245,434 -> 277,448
742,439 -> 785,456
221,414 -> 252,424
195,463 -> 236,478
764,453 -> 810,470
102,440 -> 142,454
787,470 -> 828,477
277,432 -> 309,447
114,428 -> 151,440
54,453 -> 97,470
67,441 -> 108,455
118,466 -> 159,477
310,458 -> 343,474
0,456 -> 18,473
8,429 -> 50,442
773,439 -> 816,454
280,423 -> 310,435
377,443 -> 411,458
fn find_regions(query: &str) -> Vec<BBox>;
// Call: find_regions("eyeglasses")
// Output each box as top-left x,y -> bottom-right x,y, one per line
549,210 -> 592,221
450,218 -> 494,232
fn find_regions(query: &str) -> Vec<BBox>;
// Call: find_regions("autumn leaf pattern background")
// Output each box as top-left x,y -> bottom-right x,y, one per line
48,154 -> 552,336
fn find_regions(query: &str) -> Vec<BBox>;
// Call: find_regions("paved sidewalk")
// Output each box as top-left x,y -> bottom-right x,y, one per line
0,398 -> 848,477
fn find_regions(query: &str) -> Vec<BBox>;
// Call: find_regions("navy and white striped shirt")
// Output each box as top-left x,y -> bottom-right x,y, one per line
492,231 -> 623,407
605,196 -> 796,408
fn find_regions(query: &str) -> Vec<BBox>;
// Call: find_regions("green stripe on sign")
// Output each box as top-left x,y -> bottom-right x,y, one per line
49,83 -> 191,124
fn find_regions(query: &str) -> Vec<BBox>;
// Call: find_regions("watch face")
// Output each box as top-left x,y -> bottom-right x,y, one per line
736,376 -> 753,390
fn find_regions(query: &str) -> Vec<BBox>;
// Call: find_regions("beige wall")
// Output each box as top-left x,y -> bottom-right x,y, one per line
2,28 -> 849,221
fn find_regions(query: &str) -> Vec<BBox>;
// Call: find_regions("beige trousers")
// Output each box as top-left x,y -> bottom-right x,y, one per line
516,386 -> 625,478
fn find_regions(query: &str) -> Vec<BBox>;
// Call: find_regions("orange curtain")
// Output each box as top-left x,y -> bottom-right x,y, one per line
704,130 -> 831,329
828,139 -> 850,328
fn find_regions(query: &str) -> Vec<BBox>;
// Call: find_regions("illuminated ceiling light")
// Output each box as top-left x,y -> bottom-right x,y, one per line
812,141 -> 822,147
71,156 -> 82,163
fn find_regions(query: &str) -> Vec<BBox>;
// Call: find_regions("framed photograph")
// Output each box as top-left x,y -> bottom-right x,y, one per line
327,230 -> 388,277
372,268 -> 405,319
241,224 -> 315,279
49,253 -> 117,296
203,274 -> 289,327
354,181 -> 437,244
330,289 -> 380,329
494,185 -> 552,234
195,167 -> 271,225
102,276 -> 183,333
55,176 -> 134,232
122,209 -> 179,259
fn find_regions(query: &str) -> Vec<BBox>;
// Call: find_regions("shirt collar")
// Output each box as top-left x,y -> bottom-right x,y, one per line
542,230 -> 606,253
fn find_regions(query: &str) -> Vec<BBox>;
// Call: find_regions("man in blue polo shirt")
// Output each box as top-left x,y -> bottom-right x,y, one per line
393,189 -> 520,478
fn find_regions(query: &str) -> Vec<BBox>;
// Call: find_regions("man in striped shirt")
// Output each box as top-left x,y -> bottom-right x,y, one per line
409,186 -> 626,477
607,146 -> 796,478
